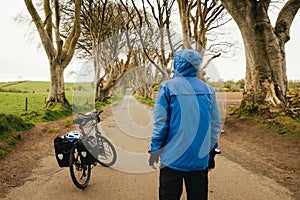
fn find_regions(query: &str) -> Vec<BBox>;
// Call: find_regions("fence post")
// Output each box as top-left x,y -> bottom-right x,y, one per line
25,97 -> 28,111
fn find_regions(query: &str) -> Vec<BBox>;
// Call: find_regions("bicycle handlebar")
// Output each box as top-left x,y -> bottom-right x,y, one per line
74,110 -> 103,126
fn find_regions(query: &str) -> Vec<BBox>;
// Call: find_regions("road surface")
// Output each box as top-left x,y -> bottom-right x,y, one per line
2,95 -> 294,200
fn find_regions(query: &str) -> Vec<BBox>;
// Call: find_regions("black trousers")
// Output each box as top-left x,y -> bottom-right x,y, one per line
159,167 -> 208,200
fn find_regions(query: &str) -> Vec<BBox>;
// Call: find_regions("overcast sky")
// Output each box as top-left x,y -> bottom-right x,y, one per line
0,1 -> 299,82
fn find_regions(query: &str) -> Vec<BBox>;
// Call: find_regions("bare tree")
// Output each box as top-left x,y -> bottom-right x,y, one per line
24,0 -> 82,106
121,0 -> 177,81
221,0 -> 300,114
176,0 -> 233,79
121,49 -> 161,98
73,1 -> 141,101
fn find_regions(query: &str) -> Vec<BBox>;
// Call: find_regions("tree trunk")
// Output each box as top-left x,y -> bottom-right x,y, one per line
96,88 -> 111,102
93,45 -> 103,102
177,0 -> 192,49
220,0 -> 300,114
240,22 -> 287,113
47,64 -> 66,105
135,83 -> 154,99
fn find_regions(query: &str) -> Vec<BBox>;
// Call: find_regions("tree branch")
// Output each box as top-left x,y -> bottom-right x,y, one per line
54,0 -> 62,61
44,0 -> 52,42
62,0 -> 82,68
200,52 -> 221,73
275,0 -> 300,43
24,0 -> 56,59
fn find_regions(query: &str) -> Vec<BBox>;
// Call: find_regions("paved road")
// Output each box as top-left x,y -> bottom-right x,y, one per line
2,95 -> 294,200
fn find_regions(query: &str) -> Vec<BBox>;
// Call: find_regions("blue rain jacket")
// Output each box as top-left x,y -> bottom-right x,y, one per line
150,49 -> 220,171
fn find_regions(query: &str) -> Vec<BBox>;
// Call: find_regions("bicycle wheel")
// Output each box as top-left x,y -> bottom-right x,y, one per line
96,135 -> 117,167
69,145 -> 91,189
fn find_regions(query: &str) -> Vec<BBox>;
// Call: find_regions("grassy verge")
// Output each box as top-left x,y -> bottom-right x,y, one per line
0,102 -> 71,159
134,95 -> 155,106
234,109 -> 300,140
0,114 -> 34,158
258,115 -> 300,139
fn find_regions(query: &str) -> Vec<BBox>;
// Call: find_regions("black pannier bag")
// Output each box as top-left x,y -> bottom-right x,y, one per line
54,136 -> 74,167
77,136 -> 98,165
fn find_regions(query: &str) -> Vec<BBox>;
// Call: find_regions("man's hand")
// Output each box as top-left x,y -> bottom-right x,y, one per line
207,148 -> 221,171
148,150 -> 160,169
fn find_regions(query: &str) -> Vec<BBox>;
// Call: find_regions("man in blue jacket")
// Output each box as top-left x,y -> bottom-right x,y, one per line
149,49 -> 221,200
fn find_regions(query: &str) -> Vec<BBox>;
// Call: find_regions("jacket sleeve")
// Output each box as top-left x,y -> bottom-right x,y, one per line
210,89 -> 221,149
150,84 -> 170,152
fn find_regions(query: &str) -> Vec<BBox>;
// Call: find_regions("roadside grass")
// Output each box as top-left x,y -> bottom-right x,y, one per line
63,118 -> 74,127
0,114 -> 33,158
235,109 -> 300,140
0,133 -> 23,158
0,101 -> 73,159
262,115 -> 300,139
0,114 -> 34,135
134,95 -> 155,106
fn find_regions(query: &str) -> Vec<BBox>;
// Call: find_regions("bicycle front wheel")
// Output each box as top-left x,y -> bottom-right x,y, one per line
69,145 -> 91,189
97,135 -> 117,167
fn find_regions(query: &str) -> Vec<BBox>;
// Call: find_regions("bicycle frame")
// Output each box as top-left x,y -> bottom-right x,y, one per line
76,110 -> 102,136
78,121 -> 100,137
73,110 -> 117,167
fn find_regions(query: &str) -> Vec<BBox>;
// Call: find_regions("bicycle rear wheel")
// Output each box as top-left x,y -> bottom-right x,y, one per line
97,135 -> 117,167
69,145 -> 91,189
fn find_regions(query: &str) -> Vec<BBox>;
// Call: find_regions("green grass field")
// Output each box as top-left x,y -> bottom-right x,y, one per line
0,81 -> 95,115
0,81 -> 75,93
0,92 -> 48,115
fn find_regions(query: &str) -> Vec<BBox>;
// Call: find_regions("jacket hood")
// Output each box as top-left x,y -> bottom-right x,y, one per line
173,49 -> 202,77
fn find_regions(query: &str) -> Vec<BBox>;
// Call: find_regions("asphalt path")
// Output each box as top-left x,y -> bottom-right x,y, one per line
2,95 -> 294,200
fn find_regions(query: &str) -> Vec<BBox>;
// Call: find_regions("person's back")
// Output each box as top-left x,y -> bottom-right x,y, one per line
149,49 -> 220,200
159,76 -> 215,171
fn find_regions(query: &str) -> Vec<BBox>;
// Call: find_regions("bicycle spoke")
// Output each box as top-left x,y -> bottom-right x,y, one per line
69,146 -> 91,189
96,135 -> 117,167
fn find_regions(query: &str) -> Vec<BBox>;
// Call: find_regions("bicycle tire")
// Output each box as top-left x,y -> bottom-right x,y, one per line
69,145 -> 91,189
96,135 -> 117,167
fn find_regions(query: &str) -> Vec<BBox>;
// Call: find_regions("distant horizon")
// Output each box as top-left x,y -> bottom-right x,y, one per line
1,78 -> 299,84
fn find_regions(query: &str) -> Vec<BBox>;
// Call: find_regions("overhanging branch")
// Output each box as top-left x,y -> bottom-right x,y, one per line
275,0 -> 300,43
200,52 -> 221,72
